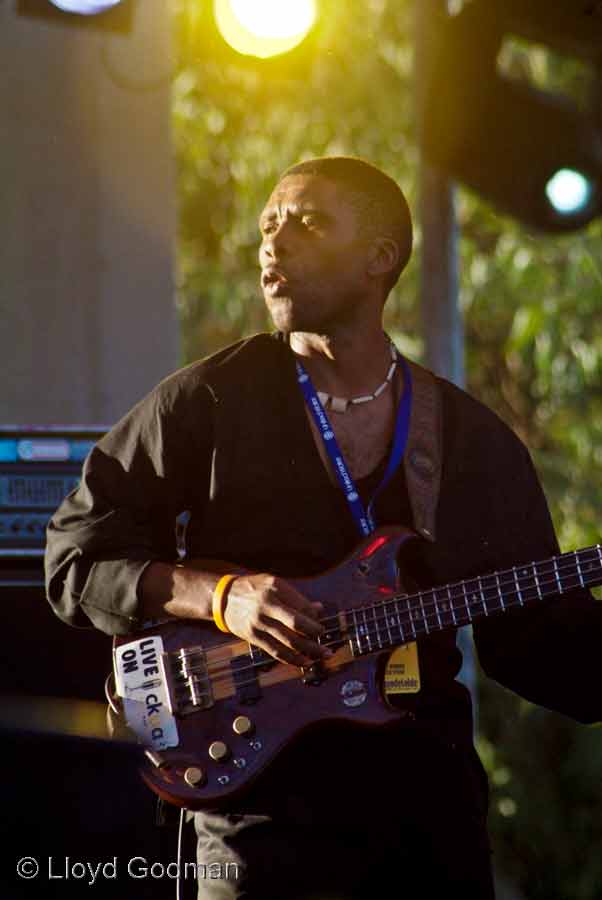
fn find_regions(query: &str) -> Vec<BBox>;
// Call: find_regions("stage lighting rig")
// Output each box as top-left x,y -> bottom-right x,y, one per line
421,0 -> 602,232
49,1 -> 121,13
17,0 -> 133,32
214,0 -> 317,59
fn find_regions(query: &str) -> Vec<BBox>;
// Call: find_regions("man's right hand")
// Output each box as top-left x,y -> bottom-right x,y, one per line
140,562 -> 328,668
223,573 -> 328,668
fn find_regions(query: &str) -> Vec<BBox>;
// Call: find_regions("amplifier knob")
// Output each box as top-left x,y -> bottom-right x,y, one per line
184,766 -> 206,787
232,716 -> 254,736
208,741 -> 230,762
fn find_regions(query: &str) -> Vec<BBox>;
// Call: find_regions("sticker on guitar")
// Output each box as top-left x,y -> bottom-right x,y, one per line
113,636 -> 179,751
341,680 -> 367,707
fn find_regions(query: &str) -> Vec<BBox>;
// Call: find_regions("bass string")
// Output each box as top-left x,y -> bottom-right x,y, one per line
190,571 -> 584,700
173,560 -> 596,686
178,547 -> 597,685
201,547 -> 601,673
176,546 -> 602,682
196,552 -> 599,674
185,565 -> 596,694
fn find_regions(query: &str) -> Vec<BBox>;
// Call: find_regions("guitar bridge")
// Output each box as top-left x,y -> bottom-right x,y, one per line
161,647 -> 214,716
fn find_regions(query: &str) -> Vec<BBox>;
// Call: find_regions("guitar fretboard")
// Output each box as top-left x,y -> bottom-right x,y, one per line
347,545 -> 602,656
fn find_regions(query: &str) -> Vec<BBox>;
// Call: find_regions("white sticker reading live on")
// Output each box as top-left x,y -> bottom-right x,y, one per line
114,636 -> 179,750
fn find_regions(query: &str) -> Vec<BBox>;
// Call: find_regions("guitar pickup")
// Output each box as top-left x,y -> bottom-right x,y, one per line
230,646 -> 275,703
161,647 -> 213,717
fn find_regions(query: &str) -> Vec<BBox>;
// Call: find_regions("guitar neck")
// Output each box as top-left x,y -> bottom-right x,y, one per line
346,544 -> 602,656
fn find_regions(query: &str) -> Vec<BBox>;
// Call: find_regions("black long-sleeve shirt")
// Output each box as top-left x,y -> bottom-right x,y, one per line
45,332 -> 602,820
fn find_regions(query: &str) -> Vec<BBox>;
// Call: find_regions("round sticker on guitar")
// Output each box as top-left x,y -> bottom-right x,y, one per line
341,680 -> 368,707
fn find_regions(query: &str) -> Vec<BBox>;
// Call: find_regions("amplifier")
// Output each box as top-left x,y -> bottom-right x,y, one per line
0,425 -> 107,566
0,426 -> 111,702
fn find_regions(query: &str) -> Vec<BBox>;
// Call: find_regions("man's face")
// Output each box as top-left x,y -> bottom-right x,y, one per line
258,174 -> 372,334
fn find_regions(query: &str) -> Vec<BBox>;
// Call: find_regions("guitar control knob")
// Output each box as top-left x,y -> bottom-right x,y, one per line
184,766 -> 206,787
232,716 -> 254,736
208,741 -> 230,762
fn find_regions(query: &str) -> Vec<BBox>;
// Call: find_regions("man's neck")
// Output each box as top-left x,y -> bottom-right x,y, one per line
289,325 -> 392,397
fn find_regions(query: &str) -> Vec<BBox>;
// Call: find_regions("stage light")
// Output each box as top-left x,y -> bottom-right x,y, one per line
17,0 -> 132,31
214,0 -> 316,58
421,1 -> 602,232
49,0 -> 122,12
545,168 -> 593,217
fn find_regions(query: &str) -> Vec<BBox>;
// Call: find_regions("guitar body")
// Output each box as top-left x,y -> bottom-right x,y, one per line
112,525 -> 419,810
112,524 -> 602,809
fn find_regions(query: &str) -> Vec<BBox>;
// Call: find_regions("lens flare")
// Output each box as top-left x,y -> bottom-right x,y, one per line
215,0 -> 317,58
545,168 -> 593,216
49,0 -> 122,13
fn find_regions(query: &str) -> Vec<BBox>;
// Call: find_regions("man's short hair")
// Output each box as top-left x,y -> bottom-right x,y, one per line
280,156 -> 413,297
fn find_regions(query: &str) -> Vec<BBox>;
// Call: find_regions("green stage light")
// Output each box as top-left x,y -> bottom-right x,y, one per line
214,0 -> 316,58
545,168 -> 593,217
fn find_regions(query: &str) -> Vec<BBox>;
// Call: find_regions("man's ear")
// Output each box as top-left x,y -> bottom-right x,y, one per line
366,236 -> 400,280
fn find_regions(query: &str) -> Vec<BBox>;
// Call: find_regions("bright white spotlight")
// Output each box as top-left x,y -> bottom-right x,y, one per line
230,0 -> 315,39
215,0 -> 316,58
545,168 -> 593,216
49,0 -> 122,14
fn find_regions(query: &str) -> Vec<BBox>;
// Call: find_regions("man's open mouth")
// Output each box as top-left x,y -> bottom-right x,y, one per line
262,268 -> 289,287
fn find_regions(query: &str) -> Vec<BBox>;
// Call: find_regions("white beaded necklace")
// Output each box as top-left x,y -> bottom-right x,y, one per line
317,340 -> 398,414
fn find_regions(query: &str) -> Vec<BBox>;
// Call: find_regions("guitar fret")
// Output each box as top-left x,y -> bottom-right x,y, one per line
447,586 -> 458,625
512,567 -> 524,605
494,572 -> 504,610
433,589 -> 443,628
349,609 -> 362,655
466,580 -> 483,617
461,581 -> 472,623
406,598 -> 418,639
574,553 -> 585,587
392,599 -> 405,643
579,548 -> 599,583
477,576 -> 488,616
418,593 -> 430,634
359,609 -> 372,653
592,546 -> 602,585
371,604 -> 384,649
553,557 -> 563,594
532,562 -> 542,600
384,601 -> 394,648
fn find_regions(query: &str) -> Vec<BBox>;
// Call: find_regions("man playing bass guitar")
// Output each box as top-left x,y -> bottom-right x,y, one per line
46,157 -> 602,899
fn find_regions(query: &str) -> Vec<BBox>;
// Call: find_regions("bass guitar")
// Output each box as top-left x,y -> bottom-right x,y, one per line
112,525 -> 602,809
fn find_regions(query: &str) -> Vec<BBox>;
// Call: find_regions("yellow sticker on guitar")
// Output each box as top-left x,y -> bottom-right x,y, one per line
384,643 -> 421,694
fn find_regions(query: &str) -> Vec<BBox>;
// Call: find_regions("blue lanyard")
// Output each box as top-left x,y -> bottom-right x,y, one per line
296,347 -> 412,538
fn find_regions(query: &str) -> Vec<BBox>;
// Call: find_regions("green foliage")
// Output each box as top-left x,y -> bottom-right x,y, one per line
171,3 -> 602,896
172,0 -> 420,362
459,193 -> 602,552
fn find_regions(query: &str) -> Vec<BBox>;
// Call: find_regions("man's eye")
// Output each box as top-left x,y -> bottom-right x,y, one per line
302,217 -> 319,230
261,222 -> 277,235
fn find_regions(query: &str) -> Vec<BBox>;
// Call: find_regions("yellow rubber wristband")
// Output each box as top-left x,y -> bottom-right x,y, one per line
212,574 -> 238,633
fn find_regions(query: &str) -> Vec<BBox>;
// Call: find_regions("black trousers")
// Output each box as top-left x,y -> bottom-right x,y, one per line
191,743 -> 494,899
192,815 -> 494,899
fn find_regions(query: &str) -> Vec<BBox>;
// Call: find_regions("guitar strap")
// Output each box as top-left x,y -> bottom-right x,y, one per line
402,360 -> 442,543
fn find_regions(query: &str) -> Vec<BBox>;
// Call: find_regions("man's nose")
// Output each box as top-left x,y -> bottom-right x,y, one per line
262,220 -> 295,259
